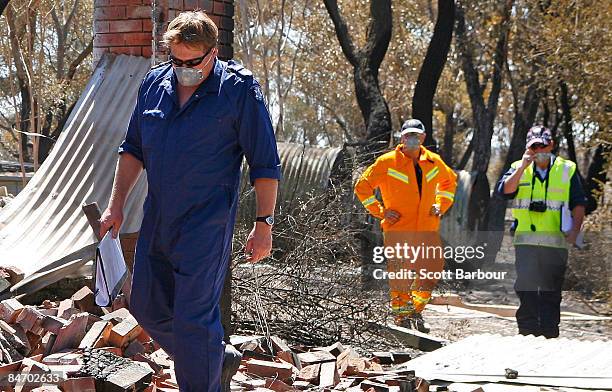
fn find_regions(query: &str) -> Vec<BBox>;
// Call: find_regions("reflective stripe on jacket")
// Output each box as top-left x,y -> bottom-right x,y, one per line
354,145 -> 457,232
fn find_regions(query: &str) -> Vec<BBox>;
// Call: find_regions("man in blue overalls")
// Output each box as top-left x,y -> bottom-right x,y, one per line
99,11 -> 281,391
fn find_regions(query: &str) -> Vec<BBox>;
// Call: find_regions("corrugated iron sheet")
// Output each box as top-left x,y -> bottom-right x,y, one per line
440,170 -> 478,246
399,333 -> 612,389
237,142 -> 346,220
0,54 -> 150,296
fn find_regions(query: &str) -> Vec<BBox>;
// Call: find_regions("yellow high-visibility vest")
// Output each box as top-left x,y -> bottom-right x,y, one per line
511,156 -> 575,249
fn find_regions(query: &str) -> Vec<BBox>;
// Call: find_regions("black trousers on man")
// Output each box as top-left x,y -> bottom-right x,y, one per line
514,245 -> 568,338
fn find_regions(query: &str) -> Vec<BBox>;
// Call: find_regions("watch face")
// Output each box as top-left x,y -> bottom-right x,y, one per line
265,216 -> 274,225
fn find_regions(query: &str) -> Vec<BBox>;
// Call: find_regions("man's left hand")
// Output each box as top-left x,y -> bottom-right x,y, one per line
565,229 -> 579,246
430,204 -> 441,216
245,223 -> 272,263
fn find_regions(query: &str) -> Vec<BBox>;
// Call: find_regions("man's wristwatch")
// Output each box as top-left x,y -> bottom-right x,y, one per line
256,215 -> 274,226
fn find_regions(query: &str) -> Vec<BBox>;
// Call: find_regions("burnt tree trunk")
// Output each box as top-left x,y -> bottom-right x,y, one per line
323,0 -> 392,156
441,105 -> 456,165
488,83 -> 541,237
412,0 -> 455,151
0,0 -> 9,17
455,0 -> 513,267
584,144 -> 608,214
559,81 -> 579,167
455,0 -> 512,219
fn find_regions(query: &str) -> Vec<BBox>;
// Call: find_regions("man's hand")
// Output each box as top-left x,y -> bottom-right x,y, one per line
383,209 -> 401,225
565,229 -> 579,246
430,204 -> 441,216
520,149 -> 535,169
99,206 -> 123,239
245,223 -> 272,263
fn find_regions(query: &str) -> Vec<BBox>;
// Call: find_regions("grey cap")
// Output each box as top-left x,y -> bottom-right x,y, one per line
400,119 -> 426,136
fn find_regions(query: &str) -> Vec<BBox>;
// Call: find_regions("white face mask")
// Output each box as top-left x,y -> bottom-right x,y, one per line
404,135 -> 421,150
534,152 -> 552,165
173,52 -> 215,87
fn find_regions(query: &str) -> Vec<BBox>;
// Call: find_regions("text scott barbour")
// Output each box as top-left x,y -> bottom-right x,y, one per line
372,269 -> 508,280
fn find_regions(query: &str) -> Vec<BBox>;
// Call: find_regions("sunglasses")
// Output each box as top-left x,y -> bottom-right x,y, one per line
169,47 -> 213,67
529,143 -> 548,150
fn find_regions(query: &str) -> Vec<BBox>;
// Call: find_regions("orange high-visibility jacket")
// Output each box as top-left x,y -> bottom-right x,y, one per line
354,145 -> 457,232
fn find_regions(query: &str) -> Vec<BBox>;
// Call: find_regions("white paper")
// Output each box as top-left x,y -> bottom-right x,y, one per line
94,231 -> 128,307
561,202 -> 573,233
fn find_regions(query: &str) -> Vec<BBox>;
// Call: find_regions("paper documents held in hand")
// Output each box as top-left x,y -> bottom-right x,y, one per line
95,231 -> 128,307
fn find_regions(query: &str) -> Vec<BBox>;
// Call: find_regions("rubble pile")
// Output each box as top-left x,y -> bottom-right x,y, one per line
231,335 -> 427,392
0,286 -> 427,391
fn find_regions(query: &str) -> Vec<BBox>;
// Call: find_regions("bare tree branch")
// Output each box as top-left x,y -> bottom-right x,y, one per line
66,37 -> 93,81
322,0 -> 358,66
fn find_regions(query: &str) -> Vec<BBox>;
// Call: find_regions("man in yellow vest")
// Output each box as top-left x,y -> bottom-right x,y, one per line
496,126 -> 586,338
355,119 -> 457,332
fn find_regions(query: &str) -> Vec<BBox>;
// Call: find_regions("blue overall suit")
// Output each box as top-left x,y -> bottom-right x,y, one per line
118,59 -> 281,391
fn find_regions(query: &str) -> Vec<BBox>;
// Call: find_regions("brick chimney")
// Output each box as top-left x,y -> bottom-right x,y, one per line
93,0 -> 234,65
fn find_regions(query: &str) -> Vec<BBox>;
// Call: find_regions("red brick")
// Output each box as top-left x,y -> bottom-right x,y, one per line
199,0 -> 213,12
94,6 -> 126,20
213,1 -> 224,14
142,46 -> 153,58
0,266 -> 24,285
108,317 -> 142,348
168,0 -> 183,8
126,5 -> 151,19
124,32 -> 153,46
72,286 -> 97,314
245,359 -> 296,381
0,298 -> 24,323
79,320 -> 112,349
95,20 -> 110,33
31,386 -> 61,392
209,14 -> 220,27
51,313 -> 88,353
109,19 -> 143,33
61,377 -> 96,392
184,0 -> 198,10
98,0 -> 143,5
220,16 -> 233,30
95,33 -> 125,47
142,18 -> 153,32
111,46 -> 143,56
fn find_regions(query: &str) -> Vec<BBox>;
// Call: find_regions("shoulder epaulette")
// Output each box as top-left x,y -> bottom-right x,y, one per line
226,60 -> 253,78
151,60 -> 171,70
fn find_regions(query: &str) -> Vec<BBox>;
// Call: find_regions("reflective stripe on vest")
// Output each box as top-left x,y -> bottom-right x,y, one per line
511,157 -> 575,249
387,168 -> 410,184
426,167 -> 440,182
361,195 -> 377,207
514,232 -> 567,248
436,190 -> 455,201
512,199 -> 564,211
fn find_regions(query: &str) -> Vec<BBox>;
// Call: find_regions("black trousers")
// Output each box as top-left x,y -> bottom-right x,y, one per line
514,245 -> 568,338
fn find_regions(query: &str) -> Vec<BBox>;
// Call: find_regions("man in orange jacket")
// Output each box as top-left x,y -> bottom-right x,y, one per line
355,119 -> 457,332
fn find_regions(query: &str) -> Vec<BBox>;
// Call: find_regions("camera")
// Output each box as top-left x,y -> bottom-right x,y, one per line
529,201 -> 547,212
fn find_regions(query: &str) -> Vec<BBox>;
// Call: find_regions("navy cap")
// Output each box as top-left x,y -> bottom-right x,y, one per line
526,126 -> 553,148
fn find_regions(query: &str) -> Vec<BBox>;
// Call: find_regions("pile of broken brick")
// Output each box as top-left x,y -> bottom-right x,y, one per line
0,285 -> 428,391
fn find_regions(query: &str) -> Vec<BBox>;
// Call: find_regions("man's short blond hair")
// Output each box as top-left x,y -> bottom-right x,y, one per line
162,10 -> 218,51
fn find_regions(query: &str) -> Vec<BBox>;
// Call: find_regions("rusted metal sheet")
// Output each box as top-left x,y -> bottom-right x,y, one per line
0,54 -> 150,296
399,333 -> 612,389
